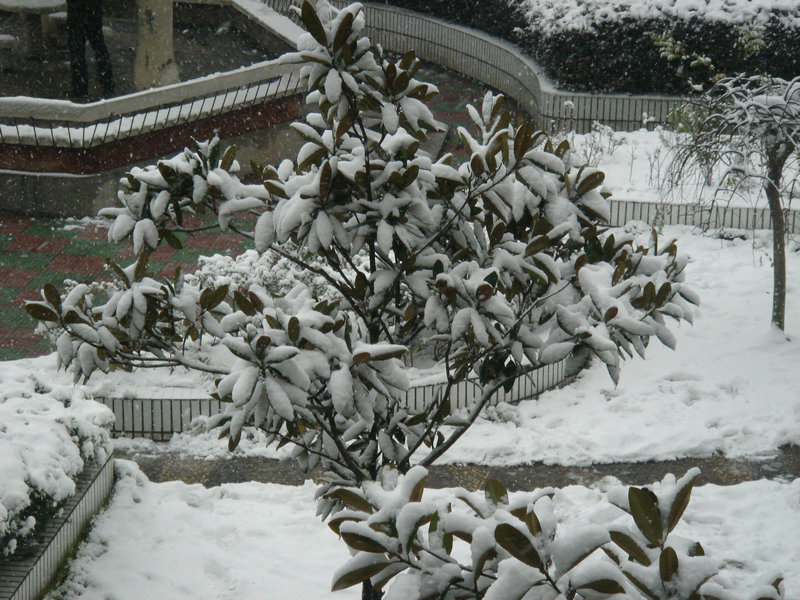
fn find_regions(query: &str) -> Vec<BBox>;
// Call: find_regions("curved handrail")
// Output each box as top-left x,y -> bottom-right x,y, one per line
0,59 -> 299,123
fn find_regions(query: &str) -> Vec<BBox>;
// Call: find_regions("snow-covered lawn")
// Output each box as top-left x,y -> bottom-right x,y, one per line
45,461 -> 800,600
565,126 -> 800,211
443,224 -> 800,466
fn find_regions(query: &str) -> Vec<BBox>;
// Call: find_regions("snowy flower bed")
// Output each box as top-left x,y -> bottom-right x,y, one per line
0,369 -> 114,556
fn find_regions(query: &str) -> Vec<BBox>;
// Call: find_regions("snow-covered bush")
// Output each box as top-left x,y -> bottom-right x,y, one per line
188,246 -> 338,302
509,0 -> 800,93
0,372 -> 113,556
25,1 -> 707,597
328,466 -> 786,599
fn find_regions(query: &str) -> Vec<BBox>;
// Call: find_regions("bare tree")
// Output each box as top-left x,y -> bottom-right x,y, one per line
134,0 -> 179,89
668,74 -> 800,331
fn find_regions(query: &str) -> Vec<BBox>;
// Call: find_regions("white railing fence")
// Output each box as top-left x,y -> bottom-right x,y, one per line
608,199 -> 800,235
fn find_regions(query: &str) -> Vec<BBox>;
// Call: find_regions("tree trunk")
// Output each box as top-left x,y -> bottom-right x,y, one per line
765,146 -> 791,331
134,0 -> 179,90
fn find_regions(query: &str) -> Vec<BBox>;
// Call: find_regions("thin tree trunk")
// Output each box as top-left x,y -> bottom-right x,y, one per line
765,147 -> 790,331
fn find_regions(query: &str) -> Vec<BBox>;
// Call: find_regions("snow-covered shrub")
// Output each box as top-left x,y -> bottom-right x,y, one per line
26,1 -> 702,597
0,372 -> 113,556
328,466 -> 786,599
510,0 -> 800,93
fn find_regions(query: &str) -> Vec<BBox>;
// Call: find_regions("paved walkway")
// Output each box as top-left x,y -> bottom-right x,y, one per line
116,444 -> 800,490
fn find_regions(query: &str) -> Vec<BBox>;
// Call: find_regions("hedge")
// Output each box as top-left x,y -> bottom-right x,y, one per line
378,0 -> 800,94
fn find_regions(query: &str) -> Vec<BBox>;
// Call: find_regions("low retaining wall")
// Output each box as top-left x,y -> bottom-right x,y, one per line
0,456 -> 115,600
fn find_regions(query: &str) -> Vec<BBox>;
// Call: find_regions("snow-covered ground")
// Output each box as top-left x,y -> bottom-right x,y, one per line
45,461 -> 800,600
443,225 -> 800,466
97,224 -> 800,467
565,126 -> 800,210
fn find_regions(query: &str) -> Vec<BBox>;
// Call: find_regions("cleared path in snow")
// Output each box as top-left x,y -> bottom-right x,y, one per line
116,443 -> 800,491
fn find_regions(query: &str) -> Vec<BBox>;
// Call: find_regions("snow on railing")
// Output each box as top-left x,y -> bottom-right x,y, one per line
321,0 -> 683,133
608,199 -> 800,235
0,59 -> 303,148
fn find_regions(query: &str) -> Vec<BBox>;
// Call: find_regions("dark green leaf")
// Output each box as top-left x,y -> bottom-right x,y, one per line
577,579 -> 626,594
610,530 -> 651,565
331,560 -> 391,591
220,145 -> 237,171
328,515 -> 359,535
667,472 -> 699,533
629,486 -> 663,546
301,0 -> 327,46
134,253 -> 148,281
495,523 -> 543,569
525,235 -> 549,256
200,285 -> 229,311
324,488 -> 373,513
341,531 -> 386,553
576,171 -> 605,196
25,302 -> 59,322
162,231 -> 183,249
655,282 -> 672,308
234,290 -> 256,316
106,259 -> 130,287
43,284 -> 62,312
287,316 -> 300,342
485,478 -> 509,506
659,547 -> 679,582
409,476 -> 426,502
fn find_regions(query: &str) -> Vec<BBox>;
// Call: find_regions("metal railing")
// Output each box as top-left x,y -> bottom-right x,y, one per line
608,199 -> 800,234
0,456 -> 115,600
94,359 -> 569,440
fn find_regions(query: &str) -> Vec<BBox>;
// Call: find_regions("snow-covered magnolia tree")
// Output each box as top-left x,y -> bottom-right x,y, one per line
29,1 -> 789,598
668,74 -> 800,331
